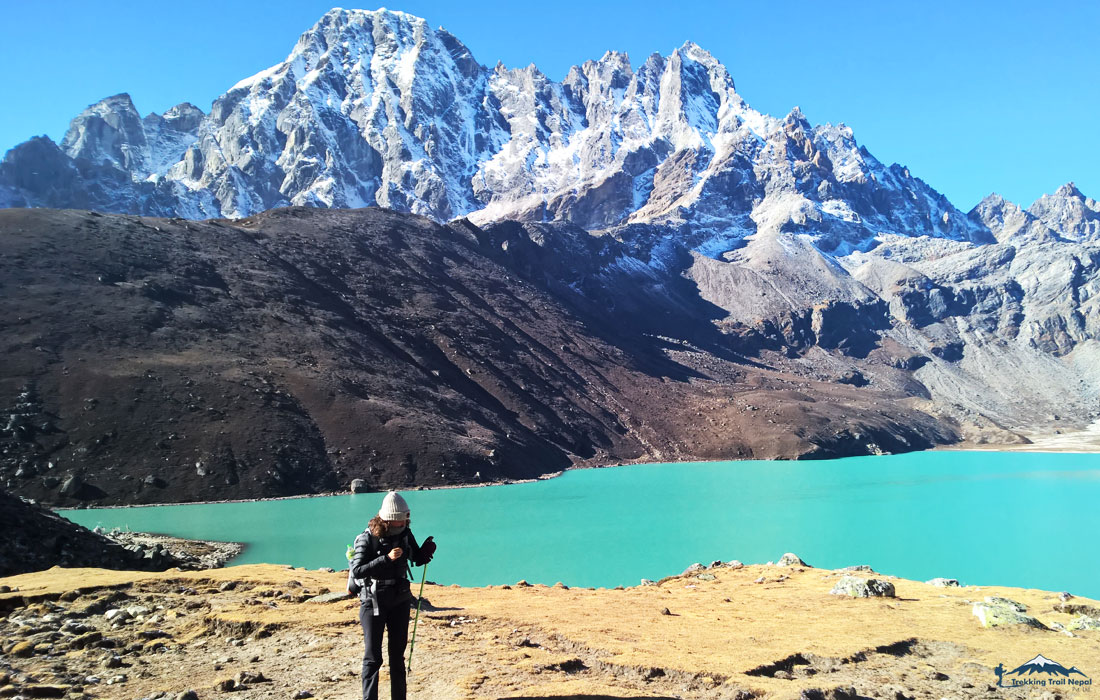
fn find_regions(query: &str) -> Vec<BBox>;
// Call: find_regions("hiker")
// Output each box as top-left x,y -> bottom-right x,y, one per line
349,491 -> 436,700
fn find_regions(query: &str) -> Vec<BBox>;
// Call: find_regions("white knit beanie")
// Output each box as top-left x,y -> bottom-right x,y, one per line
378,491 -> 410,521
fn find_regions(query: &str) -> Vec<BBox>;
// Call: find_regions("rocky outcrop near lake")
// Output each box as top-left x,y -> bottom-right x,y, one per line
0,490 -> 236,576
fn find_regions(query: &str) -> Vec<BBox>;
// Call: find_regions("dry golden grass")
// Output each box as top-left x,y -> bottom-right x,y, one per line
2,563 -> 1097,699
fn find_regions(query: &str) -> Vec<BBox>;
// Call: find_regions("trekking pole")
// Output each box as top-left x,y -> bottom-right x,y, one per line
407,561 -> 428,673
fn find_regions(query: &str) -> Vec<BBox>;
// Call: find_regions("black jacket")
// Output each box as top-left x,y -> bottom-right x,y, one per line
350,527 -> 428,586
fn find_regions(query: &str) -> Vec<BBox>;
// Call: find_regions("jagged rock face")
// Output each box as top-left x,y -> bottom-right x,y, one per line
968,193 -> 1059,243
840,231 -> 1100,429
2,7 -> 987,255
59,94 -> 204,185
1027,183 -> 1100,242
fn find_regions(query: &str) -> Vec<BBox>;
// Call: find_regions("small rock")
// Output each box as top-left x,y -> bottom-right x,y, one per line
176,692 -> 200,700
292,691 -> 314,699
777,553 -> 807,567
660,607 -> 672,616
219,581 -> 238,592
926,578 -> 960,587
984,596 -> 1027,612
972,601 -> 1047,629
726,560 -> 744,569
754,576 -> 765,584
214,677 -> 237,692
305,591 -> 351,604
1056,602 -> 1100,617
1059,591 -> 1074,602
829,576 -> 895,598
350,479 -> 366,493
60,473 -> 84,497
640,579 -> 656,586
236,670 -> 267,684
70,631 -> 104,649
681,563 -> 706,576
21,686 -> 70,698
696,573 -> 717,581
10,640 -> 35,657
708,560 -> 724,568
1049,621 -> 1075,637
515,580 -> 530,587
1067,615 -> 1100,631
839,565 -> 873,573
105,608 -> 131,623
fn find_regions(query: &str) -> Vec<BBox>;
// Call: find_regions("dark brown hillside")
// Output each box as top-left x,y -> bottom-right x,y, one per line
0,206 -> 955,506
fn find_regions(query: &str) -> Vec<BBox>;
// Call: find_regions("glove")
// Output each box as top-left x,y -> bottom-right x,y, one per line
419,536 -> 436,562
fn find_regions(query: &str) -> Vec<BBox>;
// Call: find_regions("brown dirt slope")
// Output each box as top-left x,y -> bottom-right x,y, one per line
1,563 -> 1097,699
1,206 -> 955,506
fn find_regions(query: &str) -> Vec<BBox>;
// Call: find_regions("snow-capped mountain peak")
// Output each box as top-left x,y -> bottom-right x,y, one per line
0,6 -> 1086,257
1027,181 -> 1100,242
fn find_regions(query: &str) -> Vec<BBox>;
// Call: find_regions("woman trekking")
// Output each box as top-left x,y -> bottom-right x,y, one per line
349,491 -> 436,700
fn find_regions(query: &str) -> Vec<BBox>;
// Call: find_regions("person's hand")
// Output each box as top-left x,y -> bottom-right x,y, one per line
387,547 -> 403,561
420,537 -> 436,561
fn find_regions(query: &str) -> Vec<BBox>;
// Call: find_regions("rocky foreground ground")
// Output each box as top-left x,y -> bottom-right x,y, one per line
1,558 -> 1098,700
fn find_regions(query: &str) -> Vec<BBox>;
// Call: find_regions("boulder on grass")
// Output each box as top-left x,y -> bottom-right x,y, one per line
778,553 -> 808,567
971,598 -> 1047,629
829,575 -> 895,598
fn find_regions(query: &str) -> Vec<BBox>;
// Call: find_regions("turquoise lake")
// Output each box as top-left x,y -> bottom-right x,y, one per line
61,451 -> 1100,599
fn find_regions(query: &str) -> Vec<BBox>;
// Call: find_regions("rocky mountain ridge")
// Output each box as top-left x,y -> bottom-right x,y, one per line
1,9 -> 1098,507
4,8 -> 1089,253
1,206 -> 962,506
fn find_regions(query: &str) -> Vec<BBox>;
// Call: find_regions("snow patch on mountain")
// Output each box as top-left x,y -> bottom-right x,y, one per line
2,7 -> 1095,304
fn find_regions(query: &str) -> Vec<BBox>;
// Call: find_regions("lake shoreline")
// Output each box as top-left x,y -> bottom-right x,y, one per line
56,423 -> 1100,512
939,419 -> 1100,454
56,449 -> 1100,600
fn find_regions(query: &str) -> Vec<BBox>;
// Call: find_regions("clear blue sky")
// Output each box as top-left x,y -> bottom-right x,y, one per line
2,0 -> 1096,211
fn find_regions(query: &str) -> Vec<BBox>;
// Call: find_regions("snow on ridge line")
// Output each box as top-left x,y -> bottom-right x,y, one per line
21,3 -> 1030,252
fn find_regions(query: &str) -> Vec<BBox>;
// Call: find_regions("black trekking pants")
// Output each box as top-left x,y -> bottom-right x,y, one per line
359,601 -> 410,700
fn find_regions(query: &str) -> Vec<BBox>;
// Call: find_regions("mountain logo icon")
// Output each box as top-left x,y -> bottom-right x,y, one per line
994,654 -> 1091,688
